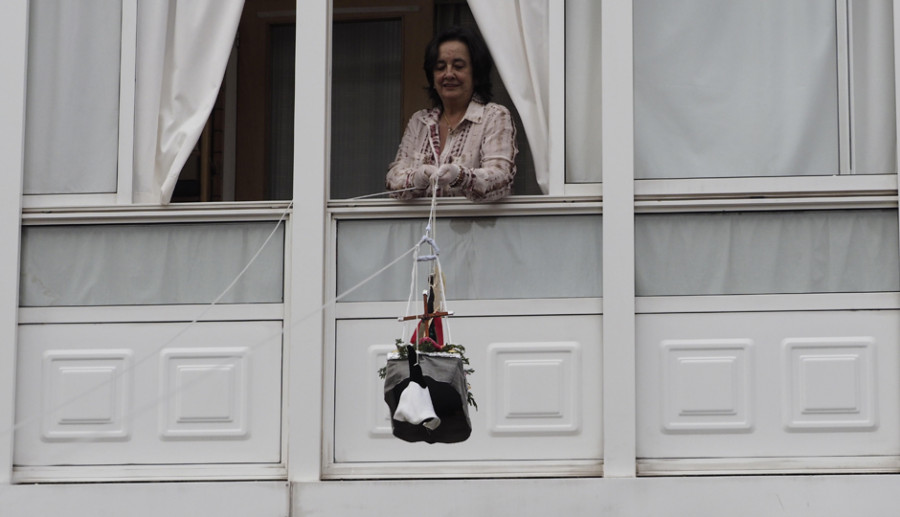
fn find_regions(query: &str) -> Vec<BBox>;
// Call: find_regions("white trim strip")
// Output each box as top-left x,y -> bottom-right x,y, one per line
333,298 -> 603,319
19,303 -> 284,324
322,459 -> 603,480
638,456 -> 900,476
13,464 -> 287,484
637,292 -> 900,314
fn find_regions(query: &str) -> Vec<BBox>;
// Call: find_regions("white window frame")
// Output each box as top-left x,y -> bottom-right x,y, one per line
10,0 -> 294,485
22,0 -> 137,209
0,0 -> 29,487
317,0 -> 613,480
633,0 -> 894,201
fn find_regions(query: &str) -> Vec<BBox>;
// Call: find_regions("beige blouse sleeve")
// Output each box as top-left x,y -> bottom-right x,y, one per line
456,103 -> 518,202
385,113 -> 429,200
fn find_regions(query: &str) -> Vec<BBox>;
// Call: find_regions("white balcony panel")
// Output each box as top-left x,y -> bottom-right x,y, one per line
332,315 -> 602,464
637,310 -> 900,462
15,321 -> 282,466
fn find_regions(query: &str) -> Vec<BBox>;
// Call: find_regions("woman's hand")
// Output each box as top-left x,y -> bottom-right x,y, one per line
435,164 -> 461,187
411,164 -> 438,189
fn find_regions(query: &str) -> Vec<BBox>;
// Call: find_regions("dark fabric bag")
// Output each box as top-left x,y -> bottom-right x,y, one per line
383,347 -> 472,444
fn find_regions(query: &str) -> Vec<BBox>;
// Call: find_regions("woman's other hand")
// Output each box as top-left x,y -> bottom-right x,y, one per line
412,164 -> 438,189
435,164 -> 461,187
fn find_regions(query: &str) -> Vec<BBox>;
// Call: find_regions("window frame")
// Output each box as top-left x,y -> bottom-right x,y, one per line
22,0 -> 137,209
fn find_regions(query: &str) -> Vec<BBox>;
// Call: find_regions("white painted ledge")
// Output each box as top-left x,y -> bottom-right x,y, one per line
294,475 -> 900,517
1,481 -> 288,517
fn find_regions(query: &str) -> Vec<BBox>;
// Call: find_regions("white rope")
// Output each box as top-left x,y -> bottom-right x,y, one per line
400,175 -> 456,347
349,186 -> 418,200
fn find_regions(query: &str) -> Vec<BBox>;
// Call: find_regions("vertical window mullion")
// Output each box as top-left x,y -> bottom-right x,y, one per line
0,0 -> 28,486
117,0 -> 137,204
601,0 -> 637,478
837,0 -> 852,175
548,0 -> 566,195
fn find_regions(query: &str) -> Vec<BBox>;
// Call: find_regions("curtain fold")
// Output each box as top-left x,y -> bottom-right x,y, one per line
468,0 -> 550,194
133,0 -> 244,204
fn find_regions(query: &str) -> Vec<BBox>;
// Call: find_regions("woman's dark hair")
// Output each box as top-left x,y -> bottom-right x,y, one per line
423,25 -> 494,108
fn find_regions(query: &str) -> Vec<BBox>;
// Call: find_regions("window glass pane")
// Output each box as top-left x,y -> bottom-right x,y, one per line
268,24 -> 296,200
21,222 -> 284,306
850,0 -> 897,175
331,19 -> 403,200
337,215 -> 602,301
24,0 -> 121,194
565,0 -> 602,183
635,210 -> 899,296
634,1 -> 839,179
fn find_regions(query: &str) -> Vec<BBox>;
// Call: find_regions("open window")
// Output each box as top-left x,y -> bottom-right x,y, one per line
177,0 -> 545,203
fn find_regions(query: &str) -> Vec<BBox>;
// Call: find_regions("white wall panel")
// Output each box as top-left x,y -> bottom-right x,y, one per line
159,347 -> 250,439
41,350 -> 133,441
15,321 -> 282,466
661,339 -> 752,432
332,315 -> 602,464
487,342 -> 581,435
637,310 -> 900,462
783,337 -> 876,430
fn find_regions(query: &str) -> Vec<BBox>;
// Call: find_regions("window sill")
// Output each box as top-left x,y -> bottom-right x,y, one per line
22,200 -> 293,225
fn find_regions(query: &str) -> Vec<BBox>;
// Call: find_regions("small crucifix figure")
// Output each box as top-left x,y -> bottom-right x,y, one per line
401,290 -> 453,347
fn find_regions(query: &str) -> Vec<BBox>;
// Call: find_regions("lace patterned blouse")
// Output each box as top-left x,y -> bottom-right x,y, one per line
386,100 -> 518,202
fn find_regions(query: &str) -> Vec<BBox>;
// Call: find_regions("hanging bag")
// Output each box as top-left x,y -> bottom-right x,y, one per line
383,345 -> 472,443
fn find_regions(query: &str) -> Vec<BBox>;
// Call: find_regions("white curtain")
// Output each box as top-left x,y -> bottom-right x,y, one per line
21,222 -> 284,306
134,0 -> 244,204
337,216 -> 602,302
633,0 -> 895,179
564,0 -> 602,183
24,0 -> 122,194
468,0 -> 550,194
635,210 -> 900,296
850,0 -> 897,175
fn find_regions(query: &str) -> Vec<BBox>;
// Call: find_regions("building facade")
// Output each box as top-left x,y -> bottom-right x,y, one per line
3,1 -> 900,515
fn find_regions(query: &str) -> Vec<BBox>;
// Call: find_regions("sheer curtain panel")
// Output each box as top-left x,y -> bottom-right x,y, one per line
469,0 -> 550,193
564,0 -> 603,183
634,0 -> 839,178
24,0 -> 122,194
134,0 -> 244,204
850,0 -> 896,175
635,210 -> 900,296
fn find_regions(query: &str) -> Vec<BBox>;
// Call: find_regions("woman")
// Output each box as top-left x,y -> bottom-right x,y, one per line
386,26 -> 517,202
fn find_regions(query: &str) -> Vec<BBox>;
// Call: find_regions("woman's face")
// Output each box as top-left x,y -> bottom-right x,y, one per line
433,40 -> 474,108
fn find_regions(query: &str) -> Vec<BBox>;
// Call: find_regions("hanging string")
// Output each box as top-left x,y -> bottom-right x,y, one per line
349,186 -> 418,200
400,175 -> 455,346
